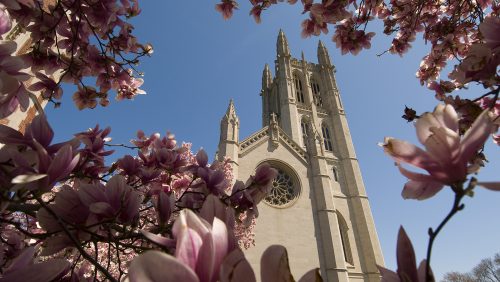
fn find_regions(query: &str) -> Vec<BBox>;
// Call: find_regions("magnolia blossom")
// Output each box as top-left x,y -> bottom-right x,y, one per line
215,0 -> 238,20
0,246 -> 70,282
381,104 -> 495,200
129,206 -> 321,282
0,4 -> 11,36
378,227 -> 432,282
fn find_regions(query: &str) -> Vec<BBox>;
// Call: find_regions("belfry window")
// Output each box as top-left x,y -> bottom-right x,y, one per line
310,78 -> 323,107
301,120 -> 309,146
332,167 -> 338,182
338,215 -> 353,264
294,74 -> 305,104
321,124 -> 333,151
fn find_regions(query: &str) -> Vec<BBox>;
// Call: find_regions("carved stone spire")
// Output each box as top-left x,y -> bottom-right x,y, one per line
223,99 -> 238,122
317,40 -> 331,66
277,29 -> 290,57
262,63 -> 273,90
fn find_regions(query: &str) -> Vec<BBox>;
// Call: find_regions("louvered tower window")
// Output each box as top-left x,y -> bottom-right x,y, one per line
294,74 -> 305,103
310,78 -> 323,107
301,120 -> 310,146
321,124 -> 333,151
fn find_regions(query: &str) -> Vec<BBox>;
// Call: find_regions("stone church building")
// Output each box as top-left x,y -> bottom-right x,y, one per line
217,31 -> 385,281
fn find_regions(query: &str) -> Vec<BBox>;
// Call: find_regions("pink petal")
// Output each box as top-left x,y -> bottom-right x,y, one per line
40,236 -> 71,256
378,266 -> 400,282
417,259 -> 433,282
89,202 -> 114,216
129,251 -> 199,282
200,194 -> 235,229
176,227 -> 204,271
397,165 -> 436,182
415,111 -> 442,144
4,246 -> 36,273
78,183 -> 107,207
396,227 -> 418,282
220,249 -> 256,282
460,109 -> 494,164
260,245 -> 294,282
173,210 -> 210,239
1,259 -> 70,282
106,175 -> 128,209
140,230 -> 176,248
47,145 -> 79,183
195,232 -> 216,282
431,104 -> 459,134
11,174 -> 47,184
477,182 -> 500,191
0,124 -> 27,144
298,268 -> 322,282
210,217 -> 229,282
197,149 -> 208,167
402,180 -> 444,200
26,114 -> 54,148
154,191 -> 174,225
381,138 -> 438,171
422,127 -> 460,166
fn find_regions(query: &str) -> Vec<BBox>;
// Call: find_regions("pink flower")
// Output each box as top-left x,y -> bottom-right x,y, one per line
301,16 -> 328,38
246,163 -> 278,203
381,104 -> 494,200
215,0 -> 238,20
333,19 -> 375,55
249,5 -> 263,23
28,72 -> 62,100
480,16 -> 500,52
78,175 -> 142,224
0,246 -> 70,282
130,208 -> 230,282
0,4 -> 12,36
129,208 -> 321,282
378,227 -> 432,282
72,86 -> 98,110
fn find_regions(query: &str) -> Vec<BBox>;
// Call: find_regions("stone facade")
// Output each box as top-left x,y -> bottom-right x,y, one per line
217,30 -> 384,281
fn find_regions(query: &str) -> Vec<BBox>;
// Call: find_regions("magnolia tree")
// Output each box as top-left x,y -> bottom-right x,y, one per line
0,0 -> 498,281
216,0 -> 500,281
0,1 -> 322,281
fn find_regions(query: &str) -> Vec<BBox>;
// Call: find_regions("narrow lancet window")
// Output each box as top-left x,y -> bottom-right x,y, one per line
310,78 -> 323,107
301,120 -> 309,146
321,124 -> 333,151
338,214 -> 353,264
294,74 -> 305,104
332,167 -> 338,182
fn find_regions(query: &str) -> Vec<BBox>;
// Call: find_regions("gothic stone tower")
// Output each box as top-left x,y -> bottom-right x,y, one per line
217,30 -> 384,281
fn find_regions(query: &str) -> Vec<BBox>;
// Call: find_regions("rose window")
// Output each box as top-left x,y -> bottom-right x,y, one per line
264,168 -> 298,207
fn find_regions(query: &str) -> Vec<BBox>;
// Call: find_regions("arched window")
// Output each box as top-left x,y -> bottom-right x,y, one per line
293,74 -> 305,104
338,214 -> 353,264
310,78 -> 323,107
300,119 -> 309,146
332,167 -> 338,182
321,124 -> 333,151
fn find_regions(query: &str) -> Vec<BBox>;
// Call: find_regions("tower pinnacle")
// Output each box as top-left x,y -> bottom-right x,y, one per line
262,64 -> 273,90
224,99 -> 238,121
277,29 -> 290,56
317,40 -> 331,66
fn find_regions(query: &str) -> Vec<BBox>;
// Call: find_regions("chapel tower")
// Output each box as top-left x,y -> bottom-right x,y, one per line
217,30 -> 384,281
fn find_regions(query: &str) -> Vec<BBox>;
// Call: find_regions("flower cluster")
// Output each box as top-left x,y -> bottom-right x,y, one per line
0,0 -> 151,117
129,198 -> 321,282
216,0 -> 499,141
0,114 -> 287,281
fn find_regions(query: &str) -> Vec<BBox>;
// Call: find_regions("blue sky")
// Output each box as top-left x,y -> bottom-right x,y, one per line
46,1 -> 500,279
